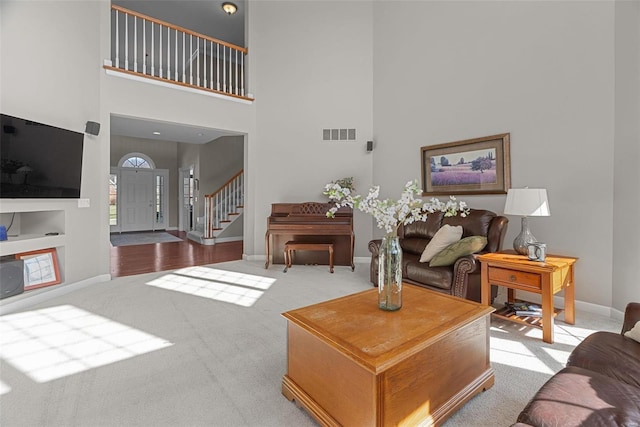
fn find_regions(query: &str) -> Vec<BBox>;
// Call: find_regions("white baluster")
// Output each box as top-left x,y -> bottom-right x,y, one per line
151,22 -> 154,76
133,16 -> 137,72
241,52 -> 244,96
216,44 -> 220,91
189,34 -> 193,85
142,20 -> 146,74
159,24 -> 163,78
182,32 -> 186,83
124,13 -> 128,70
174,31 -> 178,81
167,26 -> 170,81
202,39 -> 206,88
235,49 -> 238,95
223,46 -> 226,92
115,10 -> 119,68
210,41 -> 214,89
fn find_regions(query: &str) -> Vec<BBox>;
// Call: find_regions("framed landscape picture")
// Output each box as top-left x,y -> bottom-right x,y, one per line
15,248 -> 61,290
421,133 -> 511,196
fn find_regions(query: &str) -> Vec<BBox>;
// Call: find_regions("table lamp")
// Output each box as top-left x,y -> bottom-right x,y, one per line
503,188 -> 550,255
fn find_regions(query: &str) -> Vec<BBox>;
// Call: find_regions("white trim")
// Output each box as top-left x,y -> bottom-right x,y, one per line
104,67 -> 253,105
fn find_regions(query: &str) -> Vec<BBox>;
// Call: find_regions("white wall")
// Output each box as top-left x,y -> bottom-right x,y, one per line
1,1 -> 108,283
248,0 -> 375,258
372,1 -> 617,307
613,0 -> 640,310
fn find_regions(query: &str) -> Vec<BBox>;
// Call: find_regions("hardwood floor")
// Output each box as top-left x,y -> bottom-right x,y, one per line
110,231 -> 243,277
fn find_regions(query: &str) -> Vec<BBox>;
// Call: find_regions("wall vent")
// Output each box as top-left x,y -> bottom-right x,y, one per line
323,128 -> 357,141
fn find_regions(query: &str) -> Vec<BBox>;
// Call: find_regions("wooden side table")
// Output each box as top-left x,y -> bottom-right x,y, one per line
478,251 -> 578,344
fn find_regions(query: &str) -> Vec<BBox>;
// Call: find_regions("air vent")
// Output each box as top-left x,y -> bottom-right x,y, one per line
322,128 -> 357,141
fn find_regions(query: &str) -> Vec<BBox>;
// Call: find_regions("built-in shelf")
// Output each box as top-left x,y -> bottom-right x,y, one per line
0,210 -> 65,256
0,234 -> 66,257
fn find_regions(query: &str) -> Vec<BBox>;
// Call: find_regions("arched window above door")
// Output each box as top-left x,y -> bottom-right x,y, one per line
118,152 -> 156,169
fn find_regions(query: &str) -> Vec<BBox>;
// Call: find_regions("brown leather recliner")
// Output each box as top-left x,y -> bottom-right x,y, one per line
368,209 -> 509,303
513,302 -> 640,427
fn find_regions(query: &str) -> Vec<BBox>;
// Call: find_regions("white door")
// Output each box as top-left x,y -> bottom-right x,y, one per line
121,169 -> 154,232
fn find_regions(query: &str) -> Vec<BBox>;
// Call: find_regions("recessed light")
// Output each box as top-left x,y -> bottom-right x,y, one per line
197,133 -> 204,136
153,131 -> 161,135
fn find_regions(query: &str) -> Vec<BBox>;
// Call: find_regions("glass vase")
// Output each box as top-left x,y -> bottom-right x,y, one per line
378,235 -> 402,311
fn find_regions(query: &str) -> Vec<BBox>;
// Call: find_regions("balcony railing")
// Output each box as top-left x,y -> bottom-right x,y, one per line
105,5 -> 252,101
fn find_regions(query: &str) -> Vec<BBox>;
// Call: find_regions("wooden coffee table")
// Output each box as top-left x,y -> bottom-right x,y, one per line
281,285 -> 495,426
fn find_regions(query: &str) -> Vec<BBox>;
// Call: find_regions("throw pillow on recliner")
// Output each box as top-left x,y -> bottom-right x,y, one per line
624,321 -> 640,343
419,224 -> 463,263
429,236 -> 488,267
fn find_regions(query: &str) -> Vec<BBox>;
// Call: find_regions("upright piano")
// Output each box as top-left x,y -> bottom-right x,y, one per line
265,202 -> 354,270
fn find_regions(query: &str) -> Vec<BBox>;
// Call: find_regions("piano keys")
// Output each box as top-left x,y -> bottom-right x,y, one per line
264,202 -> 354,270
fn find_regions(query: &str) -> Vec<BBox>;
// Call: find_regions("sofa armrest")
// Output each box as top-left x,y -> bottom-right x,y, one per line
368,239 -> 382,257
622,302 -> 640,335
450,254 -> 480,298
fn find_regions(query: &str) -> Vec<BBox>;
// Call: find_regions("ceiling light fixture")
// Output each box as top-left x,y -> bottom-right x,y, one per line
222,2 -> 237,15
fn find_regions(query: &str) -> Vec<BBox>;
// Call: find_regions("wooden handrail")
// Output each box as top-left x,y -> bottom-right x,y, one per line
111,4 -> 248,54
206,169 -> 244,198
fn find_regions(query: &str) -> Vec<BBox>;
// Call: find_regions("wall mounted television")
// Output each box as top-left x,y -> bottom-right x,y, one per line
0,113 -> 84,199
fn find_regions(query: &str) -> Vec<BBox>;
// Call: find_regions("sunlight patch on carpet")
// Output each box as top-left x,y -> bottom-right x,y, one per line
489,334 -> 556,375
0,305 -> 173,383
145,266 -> 276,307
0,380 -> 10,395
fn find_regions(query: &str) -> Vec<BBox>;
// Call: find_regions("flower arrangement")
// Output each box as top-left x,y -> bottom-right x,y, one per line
324,178 -> 469,236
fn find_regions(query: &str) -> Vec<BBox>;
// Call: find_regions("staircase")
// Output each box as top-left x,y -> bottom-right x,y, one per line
187,170 -> 244,245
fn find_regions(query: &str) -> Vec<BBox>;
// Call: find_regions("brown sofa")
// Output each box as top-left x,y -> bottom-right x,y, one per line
513,302 -> 640,426
367,209 -> 508,303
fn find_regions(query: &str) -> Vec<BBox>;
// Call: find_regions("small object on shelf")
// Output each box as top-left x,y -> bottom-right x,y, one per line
45,232 -> 59,236
515,310 -> 543,317
504,301 -> 542,313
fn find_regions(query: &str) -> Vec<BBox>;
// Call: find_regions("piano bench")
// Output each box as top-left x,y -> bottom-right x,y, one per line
283,241 -> 334,273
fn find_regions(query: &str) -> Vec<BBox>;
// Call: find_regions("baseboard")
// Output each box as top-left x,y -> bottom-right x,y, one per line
215,236 -> 243,244
0,274 -> 111,315
243,254 -> 369,264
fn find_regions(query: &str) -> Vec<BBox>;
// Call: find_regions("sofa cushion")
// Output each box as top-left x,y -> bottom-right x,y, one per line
566,331 -> 640,389
624,320 -> 640,343
516,366 -> 640,427
429,236 -> 487,267
419,224 -> 463,262
400,238 -> 429,256
405,259 -> 453,291
441,209 -> 495,238
402,211 -> 444,240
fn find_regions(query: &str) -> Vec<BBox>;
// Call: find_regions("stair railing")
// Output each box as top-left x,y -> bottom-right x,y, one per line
204,170 -> 244,239
106,5 -> 252,101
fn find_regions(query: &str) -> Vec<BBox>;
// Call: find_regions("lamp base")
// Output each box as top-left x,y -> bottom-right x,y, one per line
513,217 -> 537,255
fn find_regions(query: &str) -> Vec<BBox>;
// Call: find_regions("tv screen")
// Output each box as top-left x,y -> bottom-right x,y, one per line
0,114 -> 84,198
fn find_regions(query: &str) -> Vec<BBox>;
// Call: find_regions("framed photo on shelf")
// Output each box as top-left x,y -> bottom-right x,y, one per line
421,133 -> 511,196
15,248 -> 61,290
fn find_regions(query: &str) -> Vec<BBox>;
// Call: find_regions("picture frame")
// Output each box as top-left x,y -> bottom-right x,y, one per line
15,248 -> 61,290
421,133 -> 511,196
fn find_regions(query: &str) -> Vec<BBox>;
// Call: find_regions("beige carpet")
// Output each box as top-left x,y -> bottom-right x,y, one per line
0,260 -> 623,426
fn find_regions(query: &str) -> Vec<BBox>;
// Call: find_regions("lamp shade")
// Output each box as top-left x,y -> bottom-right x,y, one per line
504,188 -> 550,217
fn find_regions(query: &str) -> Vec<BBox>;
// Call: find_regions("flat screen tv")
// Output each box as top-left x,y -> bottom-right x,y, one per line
1,113 -> 84,199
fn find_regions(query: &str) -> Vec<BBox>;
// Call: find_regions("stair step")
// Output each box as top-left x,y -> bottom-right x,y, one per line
221,220 -> 231,223
228,212 -> 240,216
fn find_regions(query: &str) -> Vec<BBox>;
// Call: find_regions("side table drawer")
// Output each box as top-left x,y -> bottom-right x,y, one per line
488,267 -> 541,291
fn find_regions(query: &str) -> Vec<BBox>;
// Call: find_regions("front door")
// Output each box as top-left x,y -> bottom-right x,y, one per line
121,169 -> 154,232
